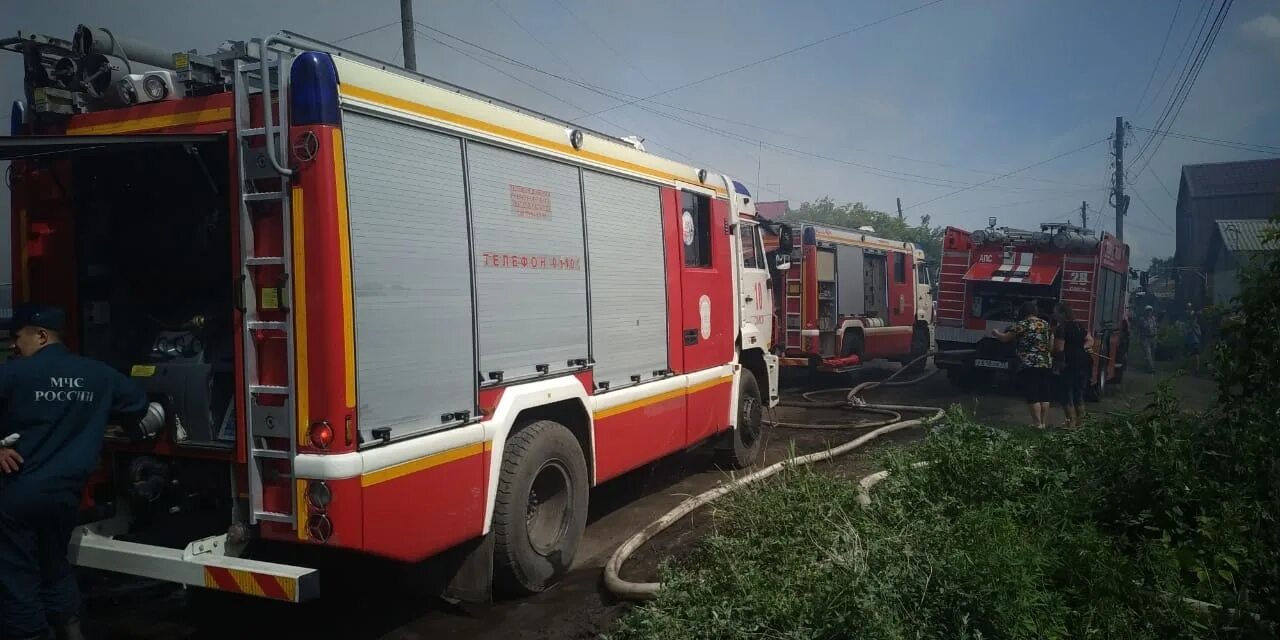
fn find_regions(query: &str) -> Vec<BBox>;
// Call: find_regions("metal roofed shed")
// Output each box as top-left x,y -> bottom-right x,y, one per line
1174,158 -> 1280,304
1206,218 -> 1279,307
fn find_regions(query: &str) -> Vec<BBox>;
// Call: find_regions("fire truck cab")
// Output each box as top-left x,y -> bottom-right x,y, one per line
769,222 -> 933,377
1,26 -> 779,603
933,222 -> 1130,396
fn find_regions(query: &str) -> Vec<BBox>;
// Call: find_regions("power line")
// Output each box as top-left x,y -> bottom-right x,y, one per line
334,20 -> 401,44
1130,125 -> 1280,155
573,0 -> 949,121
1136,0 -> 1214,121
416,21 -> 1104,198
487,0 -> 587,79
1132,0 -> 1232,181
415,28 -> 754,183
1130,188 -> 1175,233
1134,0 -> 1183,114
901,138 -> 1109,212
550,0 -> 657,86
1130,0 -> 1232,181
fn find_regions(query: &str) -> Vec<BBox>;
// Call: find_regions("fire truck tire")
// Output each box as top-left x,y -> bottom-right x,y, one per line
492,419 -> 589,596
904,326 -> 930,372
716,369 -> 764,469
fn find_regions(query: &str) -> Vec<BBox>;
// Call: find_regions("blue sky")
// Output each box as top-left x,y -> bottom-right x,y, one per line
3,0 -> 1278,270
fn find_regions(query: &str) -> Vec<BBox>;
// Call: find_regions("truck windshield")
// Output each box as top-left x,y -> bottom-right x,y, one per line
971,283 -> 1057,322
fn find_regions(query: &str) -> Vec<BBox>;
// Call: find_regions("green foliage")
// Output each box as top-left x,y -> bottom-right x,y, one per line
611,213 -> 1280,639
781,196 -> 944,262
611,405 -> 1272,639
1149,255 -> 1176,273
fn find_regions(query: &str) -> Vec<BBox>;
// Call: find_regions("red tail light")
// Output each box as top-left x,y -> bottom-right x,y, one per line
308,420 -> 334,450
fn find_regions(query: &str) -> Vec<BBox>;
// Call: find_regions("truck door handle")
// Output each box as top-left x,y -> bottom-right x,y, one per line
683,329 -> 698,345
744,295 -> 754,303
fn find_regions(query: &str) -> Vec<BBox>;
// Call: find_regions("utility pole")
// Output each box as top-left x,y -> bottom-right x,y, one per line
1111,116 -> 1128,241
896,197 -> 904,222
1080,201 -> 1088,229
400,0 -> 417,71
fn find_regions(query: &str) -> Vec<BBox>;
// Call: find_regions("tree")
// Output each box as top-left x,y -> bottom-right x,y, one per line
1149,256 -> 1175,273
780,196 -> 944,262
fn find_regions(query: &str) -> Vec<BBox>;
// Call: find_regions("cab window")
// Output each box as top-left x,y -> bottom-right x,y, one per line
682,191 -> 711,268
917,263 -> 930,285
739,223 -> 762,269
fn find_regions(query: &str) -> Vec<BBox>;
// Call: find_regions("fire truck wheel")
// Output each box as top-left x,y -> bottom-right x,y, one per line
492,419 -> 589,595
716,369 -> 764,469
904,326 -> 930,372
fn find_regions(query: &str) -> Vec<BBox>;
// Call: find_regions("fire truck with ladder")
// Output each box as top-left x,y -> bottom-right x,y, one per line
932,220 -> 1131,396
764,222 -> 934,377
0,25 -> 784,603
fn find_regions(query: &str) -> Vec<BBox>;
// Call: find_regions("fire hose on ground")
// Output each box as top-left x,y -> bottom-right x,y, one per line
603,350 -> 951,601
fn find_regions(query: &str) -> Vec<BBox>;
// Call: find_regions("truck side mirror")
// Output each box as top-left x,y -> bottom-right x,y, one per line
774,253 -> 792,271
776,224 -> 794,253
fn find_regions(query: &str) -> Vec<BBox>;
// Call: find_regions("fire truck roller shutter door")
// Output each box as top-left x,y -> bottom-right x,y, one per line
582,171 -> 669,389
836,244 -> 865,316
341,111 -> 477,441
467,143 -> 589,382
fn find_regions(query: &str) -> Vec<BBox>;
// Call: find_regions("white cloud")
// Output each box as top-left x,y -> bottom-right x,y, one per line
1242,13 -> 1280,42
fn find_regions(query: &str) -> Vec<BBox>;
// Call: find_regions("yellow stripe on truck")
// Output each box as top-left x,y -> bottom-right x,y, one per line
340,84 -> 727,197
330,129 -> 357,410
66,107 -> 231,135
361,441 -> 491,487
292,185 -> 310,444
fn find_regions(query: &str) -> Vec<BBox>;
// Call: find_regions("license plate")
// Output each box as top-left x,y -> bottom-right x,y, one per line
974,359 -> 1009,370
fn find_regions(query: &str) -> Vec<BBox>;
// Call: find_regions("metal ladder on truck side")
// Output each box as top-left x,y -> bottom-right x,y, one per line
232,39 -> 300,528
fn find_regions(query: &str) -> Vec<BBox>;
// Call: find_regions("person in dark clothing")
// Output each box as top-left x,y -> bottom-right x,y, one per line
0,304 -> 149,640
1053,303 -> 1093,429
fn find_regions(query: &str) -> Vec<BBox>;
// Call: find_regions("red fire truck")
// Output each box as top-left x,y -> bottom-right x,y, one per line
767,222 -> 934,376
1,26 -> 780,603
933,221 -> 1131,395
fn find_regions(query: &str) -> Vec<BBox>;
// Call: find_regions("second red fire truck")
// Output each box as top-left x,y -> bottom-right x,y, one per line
933,221 -> 1131,396
767,222 -> 934,377
2,26 -> 780,603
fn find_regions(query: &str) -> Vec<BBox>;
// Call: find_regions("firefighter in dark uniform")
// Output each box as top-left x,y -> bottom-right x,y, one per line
0,305 -> 148,640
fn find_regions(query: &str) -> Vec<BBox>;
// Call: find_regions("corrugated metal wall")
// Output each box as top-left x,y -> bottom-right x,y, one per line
836,244 -> 865,316
582,170 -> 668,388
467,143 -> 590,381
343,112 -> 476,440
342,113 -> 685,437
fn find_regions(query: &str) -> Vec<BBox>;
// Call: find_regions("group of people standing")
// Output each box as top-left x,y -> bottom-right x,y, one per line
992,301 -> 1094,430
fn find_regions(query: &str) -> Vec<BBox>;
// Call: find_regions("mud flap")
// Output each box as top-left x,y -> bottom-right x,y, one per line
439,533 -> 495,604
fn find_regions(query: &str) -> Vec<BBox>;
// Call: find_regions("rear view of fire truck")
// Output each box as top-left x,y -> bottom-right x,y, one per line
773,223 -> 933,378
933,221 -> 1130,396
3,25 -> 778,603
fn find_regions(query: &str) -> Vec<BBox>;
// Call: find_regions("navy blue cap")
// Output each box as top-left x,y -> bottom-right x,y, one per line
4,303 -> 66,333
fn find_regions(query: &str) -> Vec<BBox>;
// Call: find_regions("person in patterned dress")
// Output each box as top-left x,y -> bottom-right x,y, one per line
992,301 -> 1054,429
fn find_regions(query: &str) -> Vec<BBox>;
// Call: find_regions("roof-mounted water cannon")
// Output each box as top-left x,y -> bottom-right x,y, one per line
1,24 -> 257,120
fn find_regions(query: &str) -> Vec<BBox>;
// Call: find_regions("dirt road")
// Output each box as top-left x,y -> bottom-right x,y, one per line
83,364 -> 1214,639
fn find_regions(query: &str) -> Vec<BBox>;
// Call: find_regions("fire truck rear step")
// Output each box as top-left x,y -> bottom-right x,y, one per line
70,526 -> 319,603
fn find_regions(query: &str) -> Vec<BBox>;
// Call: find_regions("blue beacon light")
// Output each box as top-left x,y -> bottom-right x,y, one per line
290,52 -> 341,127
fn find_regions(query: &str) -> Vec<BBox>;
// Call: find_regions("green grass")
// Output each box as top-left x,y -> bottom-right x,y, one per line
608,394 -> 1279,640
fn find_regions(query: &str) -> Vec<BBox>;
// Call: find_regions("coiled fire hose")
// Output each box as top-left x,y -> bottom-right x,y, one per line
603,351 -> 948,601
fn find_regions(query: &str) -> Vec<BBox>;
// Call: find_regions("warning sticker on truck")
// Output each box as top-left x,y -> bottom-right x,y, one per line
510,185 -> 552,220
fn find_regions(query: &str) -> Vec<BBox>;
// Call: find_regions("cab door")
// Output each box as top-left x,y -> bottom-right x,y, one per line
737,222 -> 772,349
915,253 -> 935,324
674,189 -> 734,445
